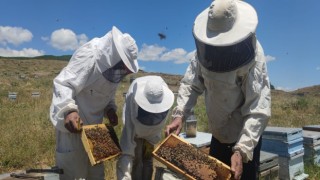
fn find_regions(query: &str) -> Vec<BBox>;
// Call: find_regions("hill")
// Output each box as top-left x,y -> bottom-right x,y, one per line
0,55 -> 71,61
291,85 -> 320,96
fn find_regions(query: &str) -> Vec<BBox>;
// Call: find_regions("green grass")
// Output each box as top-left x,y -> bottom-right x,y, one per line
0,59 -> 319,179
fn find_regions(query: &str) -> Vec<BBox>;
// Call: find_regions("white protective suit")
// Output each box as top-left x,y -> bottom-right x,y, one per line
172,40 -> 271,163
117,76 -> 169,180
50,29 -> 125,180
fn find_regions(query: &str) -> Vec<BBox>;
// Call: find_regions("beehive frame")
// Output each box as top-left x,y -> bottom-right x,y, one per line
81,124 -> 121,166
153,134 -> 232,180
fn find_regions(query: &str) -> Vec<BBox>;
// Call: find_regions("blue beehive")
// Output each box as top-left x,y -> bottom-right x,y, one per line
278,153 -> 308,180
262,127 -> 308,180
262,137 -> 304,157
262,127 -> 304,157
302,130 -> 320,166
263,127 -> 303,142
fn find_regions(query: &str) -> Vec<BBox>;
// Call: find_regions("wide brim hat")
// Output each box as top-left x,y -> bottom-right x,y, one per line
193,0 -> 258,46
134,76 -> 174,113
112,26 -> 139,73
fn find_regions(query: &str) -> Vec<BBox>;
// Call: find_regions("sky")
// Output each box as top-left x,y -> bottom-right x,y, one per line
0,0 -> 319,91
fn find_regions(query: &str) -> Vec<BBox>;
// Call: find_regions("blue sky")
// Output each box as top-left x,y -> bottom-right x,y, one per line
0,0 -> 319,91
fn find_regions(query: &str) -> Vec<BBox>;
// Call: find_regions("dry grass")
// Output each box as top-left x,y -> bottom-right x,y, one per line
0,58 -> 319,179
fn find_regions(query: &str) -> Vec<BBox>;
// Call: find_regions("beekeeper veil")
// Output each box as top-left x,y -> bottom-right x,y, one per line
193,0 -> 258,72
102,26 -> 139,83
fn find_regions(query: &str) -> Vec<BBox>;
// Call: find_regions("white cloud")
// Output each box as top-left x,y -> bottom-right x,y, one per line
138,44 -> 166,61
49,29 -> 88,51
0,47 -> 44,57
275,86 -> 295,92
139,66 -> 146,71
265,55 -> 276,62
41,36 -> 49,41
176,50 -> 196,64
161,48 -> 187,62
77,34 -> 88,47
0,26 -> 33,46
138,44 -> 192,64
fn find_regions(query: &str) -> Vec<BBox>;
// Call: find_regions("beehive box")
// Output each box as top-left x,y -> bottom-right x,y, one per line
304,145 -> 320,166
262,127 -> 304,157
259,151 -> 279,172
304,147 -> 320,166
263,127 -> 302,142
179,131 -> 212,148
81,124 -> 121,166
278,153 -> 308,180
259,151 -> 279,180
302,130 -> 320,147
259,165 -> 279,180
302,125 -> 320,132
261,137 -> 304,157
302,130 -> 320,166
153,134 -> 231,180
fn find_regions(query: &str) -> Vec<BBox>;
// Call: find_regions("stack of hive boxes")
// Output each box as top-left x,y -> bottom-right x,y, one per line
259,151 -> 279,179
261,126 -> 308,180
302,125 -> 320,166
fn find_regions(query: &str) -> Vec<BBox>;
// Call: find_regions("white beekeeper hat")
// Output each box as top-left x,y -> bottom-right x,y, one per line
134,76 -> 174,113
193,0 -> 258,46
112,26 -> 139,73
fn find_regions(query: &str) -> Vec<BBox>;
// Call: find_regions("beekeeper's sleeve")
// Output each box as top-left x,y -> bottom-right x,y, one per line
49,46 -> 96,133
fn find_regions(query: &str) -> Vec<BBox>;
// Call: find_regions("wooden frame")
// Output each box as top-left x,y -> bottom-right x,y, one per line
152,134 -> 232,180
81,124 -> 121,166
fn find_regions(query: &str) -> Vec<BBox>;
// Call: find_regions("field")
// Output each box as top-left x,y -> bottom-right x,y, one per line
0,58 -> 319,179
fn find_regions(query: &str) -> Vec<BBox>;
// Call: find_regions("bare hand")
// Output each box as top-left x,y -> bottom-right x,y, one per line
105,109 -> 118,126
165,117 -> 183,137
64,111 -> 83,133
231,151 -> 243,180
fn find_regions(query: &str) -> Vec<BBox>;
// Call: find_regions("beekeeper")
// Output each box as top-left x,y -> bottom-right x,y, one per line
165,0 -> 271,179
49,26 -> 139,180
117,75 -> 174,180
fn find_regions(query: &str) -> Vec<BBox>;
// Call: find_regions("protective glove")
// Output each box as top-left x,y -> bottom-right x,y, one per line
105,109 -> 118,126
165,117 -> 183,137
64,111 -> 83,133
231,151 -> 243,180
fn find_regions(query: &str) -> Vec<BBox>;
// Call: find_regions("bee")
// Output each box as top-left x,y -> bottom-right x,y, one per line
85,126 -> 120,161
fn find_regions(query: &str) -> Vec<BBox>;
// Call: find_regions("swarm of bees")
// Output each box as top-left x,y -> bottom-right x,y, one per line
156,142 -> 219,180
85,126 -> 120,161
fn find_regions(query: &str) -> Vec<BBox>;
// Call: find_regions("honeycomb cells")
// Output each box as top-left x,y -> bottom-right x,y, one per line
156,142 -> 219,180
85,126 -> 120,161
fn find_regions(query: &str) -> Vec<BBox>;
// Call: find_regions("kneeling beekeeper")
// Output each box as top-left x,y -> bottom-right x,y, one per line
166,0 -> 271,179
49,26 -> 139,180
117,75 -> 175,180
